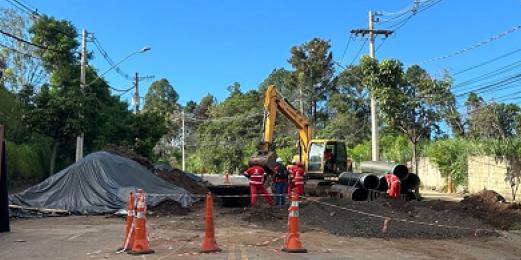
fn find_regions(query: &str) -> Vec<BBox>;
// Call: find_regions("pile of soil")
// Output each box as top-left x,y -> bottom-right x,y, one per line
457,190 -> 521,230
298,198 -> 496,239
156,169 -> 209,195
102,144 -> 153,169
148,200 -> 194,216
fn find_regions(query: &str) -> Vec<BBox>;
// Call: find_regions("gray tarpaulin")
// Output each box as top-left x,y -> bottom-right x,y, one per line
9,151 -> 196,215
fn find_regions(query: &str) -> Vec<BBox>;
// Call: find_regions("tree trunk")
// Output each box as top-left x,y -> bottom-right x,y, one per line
49,141 -> 58,177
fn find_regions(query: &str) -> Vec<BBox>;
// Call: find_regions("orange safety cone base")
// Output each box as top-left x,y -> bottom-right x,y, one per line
128,249 -> 155,255
282,248 -> 308,253
282,233 -> 307,253
200,246 -> 222,254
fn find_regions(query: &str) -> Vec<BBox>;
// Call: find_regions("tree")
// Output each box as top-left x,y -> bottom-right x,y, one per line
191,87 -> 263,173
320,65 -> 370,145
0,8 -> 46,92
288,38 -> 335,126
465,92 -> 521,138
360,57 -> 454,172
144,78 -> 179,116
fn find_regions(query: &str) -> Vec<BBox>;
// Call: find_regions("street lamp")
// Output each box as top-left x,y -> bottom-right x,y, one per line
87,46 -> 151,86
75,46 -> 151,162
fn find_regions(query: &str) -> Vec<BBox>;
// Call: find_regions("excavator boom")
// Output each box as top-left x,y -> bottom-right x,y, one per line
262,85 -> 312,162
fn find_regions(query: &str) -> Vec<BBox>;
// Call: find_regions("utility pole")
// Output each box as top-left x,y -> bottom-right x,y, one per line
351,11 -> 393,161
181,110 -> 185,171
133,72 -> 140,114
75,29 -> 87,162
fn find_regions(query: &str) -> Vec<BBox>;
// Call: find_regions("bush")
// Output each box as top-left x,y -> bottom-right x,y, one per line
5,135 -> 52,189
423,138 -> 471,187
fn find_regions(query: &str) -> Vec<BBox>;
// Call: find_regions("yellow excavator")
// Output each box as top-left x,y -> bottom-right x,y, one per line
251,85 -> 350,195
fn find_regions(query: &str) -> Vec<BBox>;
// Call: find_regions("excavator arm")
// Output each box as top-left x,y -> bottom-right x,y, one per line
261,85 -> 312,161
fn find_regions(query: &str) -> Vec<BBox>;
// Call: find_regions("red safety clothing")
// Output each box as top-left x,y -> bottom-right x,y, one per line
245,165 -> 265,185
244,165 -> 273,206
385,173 -> 401,198
288,165 -> 305,196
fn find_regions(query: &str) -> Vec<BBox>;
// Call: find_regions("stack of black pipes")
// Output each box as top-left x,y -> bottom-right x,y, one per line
333,161 -> 420,201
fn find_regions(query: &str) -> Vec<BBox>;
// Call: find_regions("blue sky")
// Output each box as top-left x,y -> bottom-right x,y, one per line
2,0 -> 521,109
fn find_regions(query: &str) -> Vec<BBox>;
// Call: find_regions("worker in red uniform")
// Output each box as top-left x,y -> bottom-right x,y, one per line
384,172 -> 401,198
288,161 -> 305,196
244,162 -> 273,206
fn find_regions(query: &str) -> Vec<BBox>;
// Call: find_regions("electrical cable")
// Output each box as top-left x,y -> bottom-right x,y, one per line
452,47 -> 521,76
419,24 -> 521,65
349,39 -> 367,66
339,35 -> 352,64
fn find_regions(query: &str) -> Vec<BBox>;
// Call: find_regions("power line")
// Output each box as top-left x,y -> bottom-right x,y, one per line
452,47 -> 521,76
0,28 -> 67,53
452,60 -> 521,90
0,41 -> 39,59
419,24 -> 521,65
339,35 -> 352,64
455,72 -> 521,97
349,39 -> 367,66
92,36 -> 132,81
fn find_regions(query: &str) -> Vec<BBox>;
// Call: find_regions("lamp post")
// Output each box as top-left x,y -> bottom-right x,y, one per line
75,46 -> 151,162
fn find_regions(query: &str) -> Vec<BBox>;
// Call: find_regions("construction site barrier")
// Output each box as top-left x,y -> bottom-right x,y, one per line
109,188 -> 515,257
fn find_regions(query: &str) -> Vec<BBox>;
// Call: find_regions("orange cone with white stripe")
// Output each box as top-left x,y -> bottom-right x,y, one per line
128,189 -> 154,255
118,191 -> 136,251
282,192 -> 307,253
200,192 -> 221,253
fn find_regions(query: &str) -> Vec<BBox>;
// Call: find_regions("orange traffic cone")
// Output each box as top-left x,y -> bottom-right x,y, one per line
282,192 -> 307,253
118,191 -> 136,252
200,192 -> 221,253
128,189 -> 154,255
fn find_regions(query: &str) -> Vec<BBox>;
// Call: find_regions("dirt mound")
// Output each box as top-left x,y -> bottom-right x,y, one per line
299,197 -> 496,239
458,189 -> 521,230
102,144 -> 153,169
149,200 -> 195,216
156,169 -> 209,195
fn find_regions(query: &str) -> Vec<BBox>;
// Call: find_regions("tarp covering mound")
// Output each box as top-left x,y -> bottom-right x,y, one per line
9,151 -> 196,215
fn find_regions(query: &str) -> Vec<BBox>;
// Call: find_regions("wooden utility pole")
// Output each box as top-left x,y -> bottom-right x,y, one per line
351,11 -> 393,161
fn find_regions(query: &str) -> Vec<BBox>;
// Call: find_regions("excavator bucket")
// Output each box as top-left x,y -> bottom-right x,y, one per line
249,149 -> 277,174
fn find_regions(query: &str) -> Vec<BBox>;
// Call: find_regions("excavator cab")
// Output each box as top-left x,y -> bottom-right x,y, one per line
306,140 -> 347,178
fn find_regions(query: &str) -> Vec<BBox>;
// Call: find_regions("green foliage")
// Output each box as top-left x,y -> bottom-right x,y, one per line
288,38 -> 335,125
29,15 -> 78,76
144,78 -> 180,116
380,134 -> 412,164
129,111 -> 167,159
6,135 -> 52,188
321,65 -> 369,145
423,138 -> 472,187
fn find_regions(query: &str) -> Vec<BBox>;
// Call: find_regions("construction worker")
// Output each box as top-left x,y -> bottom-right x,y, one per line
273,158 -> 289,205
244,161 -> 273,206
288,161 -> 305,196
384,172 -> 401,198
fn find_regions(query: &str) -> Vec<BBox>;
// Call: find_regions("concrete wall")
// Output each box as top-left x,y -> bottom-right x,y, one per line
417,157 -> 446,191
467,156 -> 518,201
418,156 -> 519,201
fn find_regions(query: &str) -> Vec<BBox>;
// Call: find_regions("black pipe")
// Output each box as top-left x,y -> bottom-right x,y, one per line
360,161 -> 409,180
401,173 -> 420,192
338,172 -> 379,190
376,176 -> 388,192
329,185 -> 368,201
